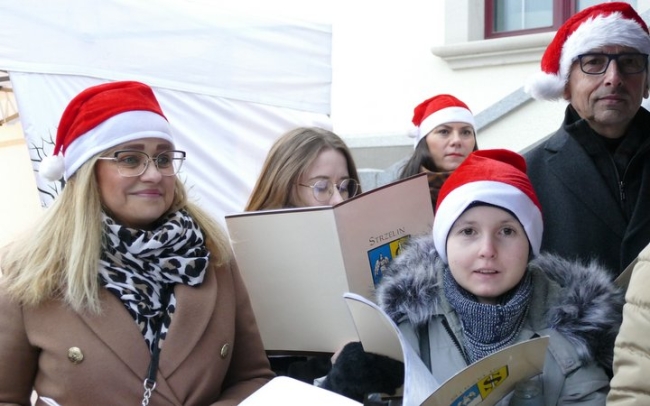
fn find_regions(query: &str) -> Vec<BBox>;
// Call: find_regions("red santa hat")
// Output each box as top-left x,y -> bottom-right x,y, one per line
525,2 -> 650,101
433,149 -> 543,264
410,94 -> 476,148
39,81 -> 173,181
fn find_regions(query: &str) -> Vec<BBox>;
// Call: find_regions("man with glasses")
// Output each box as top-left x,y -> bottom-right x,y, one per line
523,2 -> 650,278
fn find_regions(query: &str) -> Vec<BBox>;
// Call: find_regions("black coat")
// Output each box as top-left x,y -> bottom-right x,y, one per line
524,106 -> 650,276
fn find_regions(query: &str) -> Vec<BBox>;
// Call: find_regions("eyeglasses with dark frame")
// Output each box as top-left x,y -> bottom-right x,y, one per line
577,53 -> 649,75
298,178 -> 360,203
97,150 -> 186,177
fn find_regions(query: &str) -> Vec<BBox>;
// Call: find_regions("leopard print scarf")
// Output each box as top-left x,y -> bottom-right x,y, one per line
99,210 -> 210,353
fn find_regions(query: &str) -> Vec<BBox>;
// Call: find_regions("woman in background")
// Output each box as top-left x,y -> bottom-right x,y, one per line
245,126 -> 361,383
399,94 -> 478,209
0,81 -> 273,405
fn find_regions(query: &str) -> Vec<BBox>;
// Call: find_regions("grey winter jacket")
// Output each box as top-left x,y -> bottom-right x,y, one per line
376,236 -> 624,406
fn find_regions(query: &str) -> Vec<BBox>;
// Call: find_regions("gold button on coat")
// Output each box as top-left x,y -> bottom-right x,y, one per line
68,347 -> 84,364
220,343 -> 230,358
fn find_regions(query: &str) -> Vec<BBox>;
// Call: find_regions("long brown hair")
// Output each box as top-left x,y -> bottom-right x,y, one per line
245,127 -> 361,211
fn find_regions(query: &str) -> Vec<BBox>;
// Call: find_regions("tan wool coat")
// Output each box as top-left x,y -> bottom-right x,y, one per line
0,258 -> 274,406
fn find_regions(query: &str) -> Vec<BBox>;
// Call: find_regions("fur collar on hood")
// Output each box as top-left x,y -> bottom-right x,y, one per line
375,235 -> 624,368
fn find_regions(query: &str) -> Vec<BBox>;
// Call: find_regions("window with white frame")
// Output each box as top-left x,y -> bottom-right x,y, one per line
486,0 -> 637,39
432,0 -> 641,69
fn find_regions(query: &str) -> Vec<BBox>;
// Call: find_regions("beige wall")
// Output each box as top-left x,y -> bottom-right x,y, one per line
0,122 -> 42,248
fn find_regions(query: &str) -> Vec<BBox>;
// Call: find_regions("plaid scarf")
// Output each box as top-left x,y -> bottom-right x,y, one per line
443,267 -> 532,363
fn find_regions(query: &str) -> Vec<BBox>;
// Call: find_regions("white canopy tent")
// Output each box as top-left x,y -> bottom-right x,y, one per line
0,0 -> 332,224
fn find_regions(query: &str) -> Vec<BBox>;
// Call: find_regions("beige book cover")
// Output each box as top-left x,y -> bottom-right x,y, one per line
225,173 -> 434,353
343,293 -> 548,406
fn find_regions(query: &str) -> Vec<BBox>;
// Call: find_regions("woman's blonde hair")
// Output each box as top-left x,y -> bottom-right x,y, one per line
245,127 -> 361,211
0,155 -> 231,314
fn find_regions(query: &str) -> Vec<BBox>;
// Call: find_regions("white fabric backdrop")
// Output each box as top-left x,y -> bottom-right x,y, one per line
0,0 -> 332,224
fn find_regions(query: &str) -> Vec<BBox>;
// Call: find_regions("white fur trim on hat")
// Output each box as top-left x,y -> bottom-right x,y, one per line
526,11 -> 650,101
415,106 -> 476,147
524,71 -> 568,101
433,180 -> 543,264
407,125 -> 419,139
39,154 -> 66,182
62,110 -> 173,180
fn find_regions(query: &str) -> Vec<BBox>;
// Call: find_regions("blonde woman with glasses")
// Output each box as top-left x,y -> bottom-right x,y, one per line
0,81 -> 273,405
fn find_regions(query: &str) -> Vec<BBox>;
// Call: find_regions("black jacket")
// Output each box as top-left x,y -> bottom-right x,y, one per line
524,105 -> 650,276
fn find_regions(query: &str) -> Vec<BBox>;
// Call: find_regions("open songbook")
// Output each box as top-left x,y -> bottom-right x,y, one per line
343,293 -> 549,406
225,173 -> 434,353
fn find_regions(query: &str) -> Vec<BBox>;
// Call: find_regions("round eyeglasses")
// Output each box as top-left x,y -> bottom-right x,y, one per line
97,150 -> 186,177
577,53 -> 649,75
298,178 -> 360,202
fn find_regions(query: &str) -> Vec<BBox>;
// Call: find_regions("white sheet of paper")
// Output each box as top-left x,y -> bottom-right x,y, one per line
240,376 -> 362,406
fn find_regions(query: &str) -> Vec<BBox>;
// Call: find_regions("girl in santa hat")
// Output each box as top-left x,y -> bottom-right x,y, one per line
0,81 -> 274,405
323,149 -> 622,405
399,94 -> 478,210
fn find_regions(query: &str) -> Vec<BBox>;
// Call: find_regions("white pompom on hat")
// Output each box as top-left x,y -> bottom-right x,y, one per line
40,81 -> 173,182
409,94 -> 476,148
432,149 -> 543,264
525,2 -> 650,101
